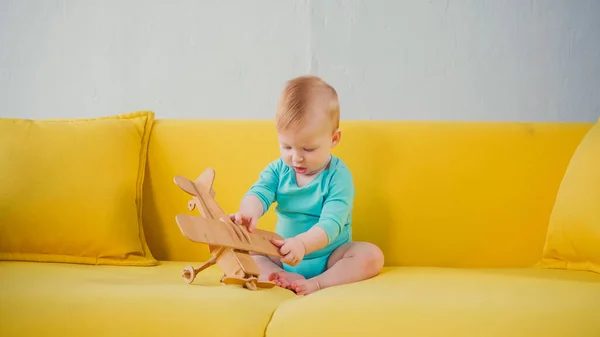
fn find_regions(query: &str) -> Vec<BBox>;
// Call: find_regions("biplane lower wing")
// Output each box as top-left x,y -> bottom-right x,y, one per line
175,214 -> 283,257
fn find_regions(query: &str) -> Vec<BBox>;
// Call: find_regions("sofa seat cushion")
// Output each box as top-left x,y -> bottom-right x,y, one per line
266,267 -> 600,337
0,261 -> 296,337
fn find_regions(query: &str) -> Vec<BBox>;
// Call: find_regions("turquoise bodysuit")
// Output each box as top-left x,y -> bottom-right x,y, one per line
245,155 -> 354,279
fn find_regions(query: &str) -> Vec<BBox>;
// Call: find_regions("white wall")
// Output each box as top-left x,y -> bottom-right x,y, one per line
1,0 -> 599,122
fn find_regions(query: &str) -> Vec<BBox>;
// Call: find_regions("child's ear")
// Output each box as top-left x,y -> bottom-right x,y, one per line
331,128 -> 342,147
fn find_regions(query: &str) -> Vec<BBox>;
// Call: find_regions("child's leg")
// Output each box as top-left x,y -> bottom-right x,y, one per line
251,254 -> 283,280
251,254 -> 305,289
290,242 -> 384,295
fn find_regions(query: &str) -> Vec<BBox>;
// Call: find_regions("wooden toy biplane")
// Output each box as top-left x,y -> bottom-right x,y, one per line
173,168 -> 284,290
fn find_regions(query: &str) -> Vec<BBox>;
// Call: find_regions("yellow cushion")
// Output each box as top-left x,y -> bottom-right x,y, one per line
0,261 -> 296,337
539,119 -> 600,274
267,267 -> 600,337
0,111 -> 158,266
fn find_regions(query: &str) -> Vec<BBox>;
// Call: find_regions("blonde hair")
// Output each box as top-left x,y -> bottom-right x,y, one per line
275,75 -> 339,132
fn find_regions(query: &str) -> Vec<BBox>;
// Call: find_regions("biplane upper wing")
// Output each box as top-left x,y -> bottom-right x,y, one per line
175,214 -> 283,257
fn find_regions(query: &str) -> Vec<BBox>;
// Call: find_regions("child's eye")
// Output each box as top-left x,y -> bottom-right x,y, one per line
303,148 -> 315,152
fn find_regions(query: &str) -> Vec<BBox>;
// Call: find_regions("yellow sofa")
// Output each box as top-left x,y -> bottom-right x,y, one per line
1,111 -> 600,337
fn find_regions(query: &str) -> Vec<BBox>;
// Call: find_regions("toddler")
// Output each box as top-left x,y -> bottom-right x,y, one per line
230,75 -> 384,295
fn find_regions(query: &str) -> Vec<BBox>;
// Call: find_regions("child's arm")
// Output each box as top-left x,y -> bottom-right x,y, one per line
231,159 -> 280,231
231,194 -> 265,231
275,167 -> 354,265
273,226 -> 328,266
295,226 -> 329,254
302,167 -> 355,253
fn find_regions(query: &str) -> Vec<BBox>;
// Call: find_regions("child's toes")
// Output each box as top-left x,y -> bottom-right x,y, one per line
271,275 -> 287,288
290,281 -> 305,294
268,272 -> 280,282
296,286 -> 307,295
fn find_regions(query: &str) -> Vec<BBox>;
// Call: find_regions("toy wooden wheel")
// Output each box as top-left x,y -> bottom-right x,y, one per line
244,279 -> 258,291
181,266 -> 196,284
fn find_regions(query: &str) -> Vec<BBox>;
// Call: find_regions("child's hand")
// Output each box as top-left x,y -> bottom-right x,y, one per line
229,212 -> 258,232
271,237 -> 306,266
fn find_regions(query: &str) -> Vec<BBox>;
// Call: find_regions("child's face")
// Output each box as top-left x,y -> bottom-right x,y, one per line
277,116 -> 340,176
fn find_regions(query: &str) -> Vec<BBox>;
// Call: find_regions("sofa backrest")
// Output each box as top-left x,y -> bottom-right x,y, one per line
141,119 -> 592,268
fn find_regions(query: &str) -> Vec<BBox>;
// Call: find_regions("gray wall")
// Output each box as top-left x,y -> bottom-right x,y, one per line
1,0 -> 599,122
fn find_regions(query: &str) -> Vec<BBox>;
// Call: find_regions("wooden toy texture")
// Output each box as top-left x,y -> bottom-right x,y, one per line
176,214 -> 283,257
174,168 -> 283,290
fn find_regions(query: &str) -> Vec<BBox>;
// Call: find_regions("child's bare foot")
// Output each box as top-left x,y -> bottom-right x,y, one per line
290,278 -> 321,295
268,271 -> 305,289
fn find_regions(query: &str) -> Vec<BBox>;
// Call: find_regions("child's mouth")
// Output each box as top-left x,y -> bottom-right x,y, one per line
293,166 -> 307,174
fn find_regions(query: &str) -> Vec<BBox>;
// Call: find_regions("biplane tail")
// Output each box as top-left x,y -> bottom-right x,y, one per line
173,168 -> 215,198
194,168 -> 216,197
